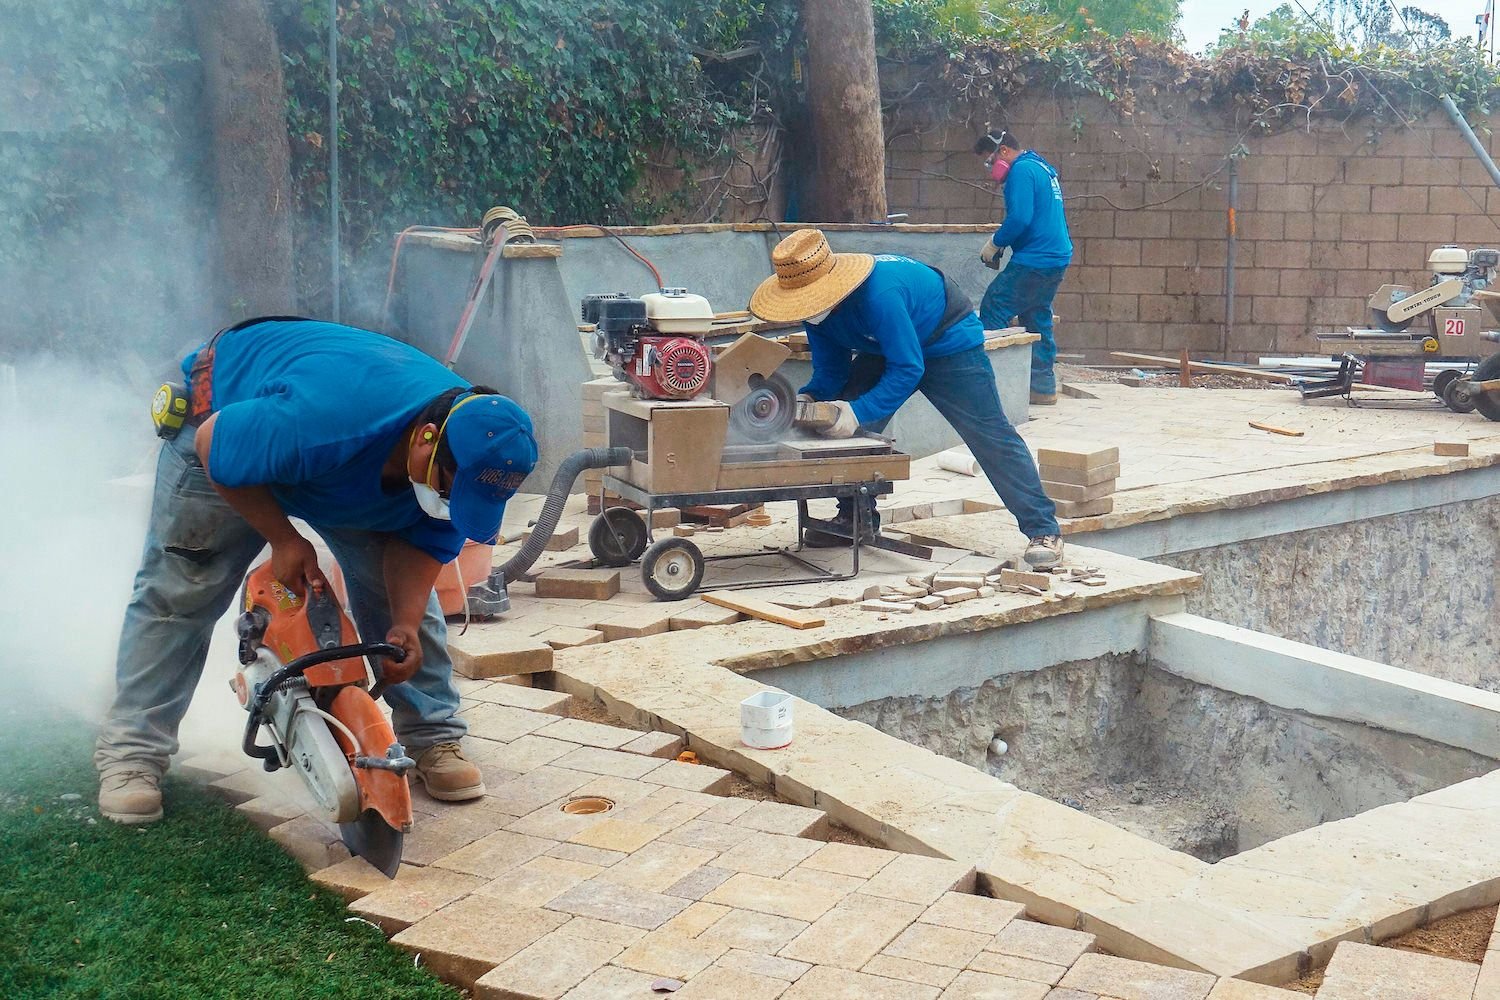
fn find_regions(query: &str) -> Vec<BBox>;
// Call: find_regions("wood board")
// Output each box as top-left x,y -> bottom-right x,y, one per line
701,590 -> 825,629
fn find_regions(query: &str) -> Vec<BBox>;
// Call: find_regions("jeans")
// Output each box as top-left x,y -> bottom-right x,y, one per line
837,346 -> 1059,539
94,432 -> 466,777
979,262 -> 1068,395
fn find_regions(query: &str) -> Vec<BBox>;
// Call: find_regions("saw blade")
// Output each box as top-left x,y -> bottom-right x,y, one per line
339,808 -> 404,878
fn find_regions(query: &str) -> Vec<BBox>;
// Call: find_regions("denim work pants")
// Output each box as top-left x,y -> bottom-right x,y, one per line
94,431 -> 466,777
838,346 -> 1059,539
979,262 -> 1068,395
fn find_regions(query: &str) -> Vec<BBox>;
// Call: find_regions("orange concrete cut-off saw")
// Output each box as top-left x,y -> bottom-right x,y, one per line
232,561 -> 414,876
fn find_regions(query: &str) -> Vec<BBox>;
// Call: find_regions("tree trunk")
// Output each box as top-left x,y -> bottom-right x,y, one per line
185,0 -> 295,319
799,0 -> 888,223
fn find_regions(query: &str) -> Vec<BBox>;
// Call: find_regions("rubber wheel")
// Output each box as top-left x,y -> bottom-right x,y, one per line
1433,369 -> 1461,401
588,508 -> 648,567
640,538 -> 705,601
1475,354 -> 1500,421
1444,379 -> 1479,414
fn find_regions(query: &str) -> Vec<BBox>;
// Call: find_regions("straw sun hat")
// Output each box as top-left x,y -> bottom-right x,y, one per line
749,229 -> 874,324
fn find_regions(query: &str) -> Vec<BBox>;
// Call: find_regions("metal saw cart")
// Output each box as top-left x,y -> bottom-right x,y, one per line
587,390 -> 928,600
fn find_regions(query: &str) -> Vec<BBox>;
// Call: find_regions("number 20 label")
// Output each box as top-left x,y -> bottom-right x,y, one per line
1445,317 -> 1466,336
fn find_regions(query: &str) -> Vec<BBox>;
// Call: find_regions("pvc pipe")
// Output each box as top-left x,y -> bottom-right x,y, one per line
1441,93 -> 1500,192
936,448 -> 980,476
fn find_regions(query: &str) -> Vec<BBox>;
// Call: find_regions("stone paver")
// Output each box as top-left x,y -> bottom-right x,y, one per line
433,829 -> 554,879
595,840 -> 719,894
555,965 -> 662,999
968,952 -> 1068,986
347,867 -> 487,933
615,928 -> 730,979
859,854 -> 978,906
661,819 -> 758,852
941,970 -> 1052,1000
706,873 -> 847,922
1315,941 -> 1480,1000
621,731 -> 687,758
735,800 -> 832,838
642,759 -> 733,794
714,832 -> 824,878
882,921 -> 992,969
567,818 -> 669,854
533,717 -> 641,749
1057,953 -> 1215,1000
717,949 -> 814,982
862,954 -> 961,988
669,965 -> 791,999
988,921 -> 1096,967
780,892 -> 924,969
545,878 -> 692,930
921,891 -> 1027,934
462,703 -> 559,742
467,683 -> 574,715
472,924 -> 625,1000
781,965 -> 941,1000
470,856 -> 604,908
552,745 -> 665,780
391,896 -> 569,988
1205,979 -> 1302,998
799,842 -> 900,879
699,908 -> 809,954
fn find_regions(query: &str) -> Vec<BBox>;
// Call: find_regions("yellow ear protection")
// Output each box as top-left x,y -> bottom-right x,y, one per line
411,391 -> 483,491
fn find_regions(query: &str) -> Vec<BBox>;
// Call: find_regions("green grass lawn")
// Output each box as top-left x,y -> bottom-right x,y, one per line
0,704 -> 460,1000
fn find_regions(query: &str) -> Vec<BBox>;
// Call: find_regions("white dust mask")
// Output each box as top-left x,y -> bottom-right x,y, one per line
411,479 -> 451,520
806,308 -> 832,325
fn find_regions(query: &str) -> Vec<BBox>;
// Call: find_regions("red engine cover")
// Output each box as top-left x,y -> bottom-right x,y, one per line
629,336 -> 712,399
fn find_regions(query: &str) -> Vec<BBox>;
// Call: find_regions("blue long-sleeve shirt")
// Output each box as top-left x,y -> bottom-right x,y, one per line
800,255 -> 984,424
991,150 -> 1073,268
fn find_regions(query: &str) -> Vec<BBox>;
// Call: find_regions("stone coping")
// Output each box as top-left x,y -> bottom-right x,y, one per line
404,221 -> 997,253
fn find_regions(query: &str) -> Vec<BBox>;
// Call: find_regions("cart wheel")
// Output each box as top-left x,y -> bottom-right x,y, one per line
588,508 -> 648,567
1433,369 -> 1462,401
1444,379 -> 1479,414
1475,354 -> 1500,421
640,538 -> 705,601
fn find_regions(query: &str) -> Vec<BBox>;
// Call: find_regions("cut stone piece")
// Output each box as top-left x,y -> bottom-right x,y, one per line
553,745 -> 665,780
348,867 -> 486,934
967,951 -> 1067,985
669,603 -> 745,630
735,800 -> 831,839
521,524 -> 579,551
988,920 -> 1096,967
919,891 -> 1025,934
534,717 -> 641,749
546,964 -> 661,998
1052,496 -> 1115,518
779,965 -> 940,1000
1036,461 -> 1121,487
665,866 -> 736,901
915,595 -> 946,611
432,828 -> 554,879
717,949 -> 813,982
799,842 -> 900,879
1035,444 -> 1119,470
861,954 -> 959,989
471,922 -> 624,1000
999,568 -> 1052,591
934,587 -> 980,604
714,832 -> 823,878
534,568 -> 620,600
470,855 -> 605,909
615,928 -> 730,979
310,856 -> 413,903
881,921 -> 990,968
467,683 -> 574,715
705,873 -> 846,922
1041,477 -> 1118,502
461,703 -> 558,742
537,625 -> 605,650
596,840 -> 719,894
699,908 -> 809,953
857,854 -> 977,906
451,631 -> 555,679
862,599 -> 915,614
939,970 -> 1051,1000
545,878 -> 692,930
642,759 -> 733,794
667,964 -> 792,1000
1314,941 -> 1479,1000
621,731 -> 687,758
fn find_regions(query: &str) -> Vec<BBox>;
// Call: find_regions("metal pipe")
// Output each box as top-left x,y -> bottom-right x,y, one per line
1223,159 -> 1238,358
329,0 -> 341,322
1441,93 -> 1500,192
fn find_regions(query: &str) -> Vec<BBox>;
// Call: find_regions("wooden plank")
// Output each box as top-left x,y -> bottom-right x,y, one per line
1248,421 -> 1304,437
701,591 -> 825,629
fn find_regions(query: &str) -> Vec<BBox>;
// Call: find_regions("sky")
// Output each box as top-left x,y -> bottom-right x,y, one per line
1178,0 -> 1496,52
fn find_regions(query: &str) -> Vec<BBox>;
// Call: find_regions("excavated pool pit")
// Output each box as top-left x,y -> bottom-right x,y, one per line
837,650 -> 1496,861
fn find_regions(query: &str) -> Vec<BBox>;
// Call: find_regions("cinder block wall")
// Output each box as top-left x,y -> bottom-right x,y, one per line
885,95 -> 1500,362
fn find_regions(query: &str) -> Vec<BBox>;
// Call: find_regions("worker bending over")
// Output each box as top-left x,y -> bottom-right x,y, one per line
975,129 -> 1073,406
750,228 -> 1061,569
96,318 -> 537,824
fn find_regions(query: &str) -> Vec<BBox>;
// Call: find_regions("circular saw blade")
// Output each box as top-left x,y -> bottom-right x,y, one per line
727,373 -> 796,443
339,808 -> 404,878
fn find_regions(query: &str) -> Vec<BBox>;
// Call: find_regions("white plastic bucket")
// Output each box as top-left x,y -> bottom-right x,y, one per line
740,691 -> 795,749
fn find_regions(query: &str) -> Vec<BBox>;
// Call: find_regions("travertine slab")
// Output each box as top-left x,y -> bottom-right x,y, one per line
1314,941 -> 1479,1000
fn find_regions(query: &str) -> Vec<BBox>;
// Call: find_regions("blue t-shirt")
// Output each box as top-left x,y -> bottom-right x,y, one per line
992,151 -> 1073,268
800,255 -> 985,425
184,319 -> 470,562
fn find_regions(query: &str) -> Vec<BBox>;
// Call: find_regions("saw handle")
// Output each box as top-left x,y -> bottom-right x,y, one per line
243,641 -> 406,770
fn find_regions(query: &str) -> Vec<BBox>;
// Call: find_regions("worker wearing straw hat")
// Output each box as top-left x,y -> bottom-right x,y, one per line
751,228 -> 1062,569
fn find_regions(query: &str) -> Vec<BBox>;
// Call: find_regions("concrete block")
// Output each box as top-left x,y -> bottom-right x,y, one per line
642,759 -> 732,794
471,922 -> 625,1000
919,891 -> 1025,934
735,800 -> 832,838
667,964 -> 793,1000
780,965 -> 940,999
881,921 -> 990,968
553,745 -> 666,779
534,568 -> 620,600
432,828 -> 554,879
705,873 -> 846,922
1034,444 -> 1118,471
467,682 -> 573,715
1041,477 -> 1117,502
799,842 -> 900,879
1053,496 -> 1115,518
452,632 -> 555,679
461,703 -> 558,742
1000,568 -> 1052,591
621,731 -> 686,758
521,524 -> 579,552
858,854 -> 977,906
939,970 -> 1051,999
780,892 -> 925,969
545,878 -> 693,930
1058,953 -> 1214,1000
861,954 -> 960,988
568,818 -> 671,854
988,920 -> 1096,967
1435,440 -> 1470,457
348,867 -> 487,933
536,625 -> 605,650
1036,462 -> 1121,487
534,717 -> 640,748
391,895 -> 570,990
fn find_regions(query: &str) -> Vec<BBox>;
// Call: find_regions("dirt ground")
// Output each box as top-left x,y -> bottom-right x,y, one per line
1282,904 -> 1496,993
1057,362 -> 1295,392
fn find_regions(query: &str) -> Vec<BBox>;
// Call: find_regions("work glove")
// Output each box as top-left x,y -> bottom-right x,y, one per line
816,400 -> 860,440
980,240 -> 1004,270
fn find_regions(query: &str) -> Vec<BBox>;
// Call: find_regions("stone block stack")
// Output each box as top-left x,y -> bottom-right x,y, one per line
1036,443 -> 1119,518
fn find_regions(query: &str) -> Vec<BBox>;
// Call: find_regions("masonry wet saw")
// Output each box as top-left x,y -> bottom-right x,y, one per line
232,562 -> 415,876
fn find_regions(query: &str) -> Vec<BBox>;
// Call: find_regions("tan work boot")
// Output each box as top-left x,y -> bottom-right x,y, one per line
98,768 -> 163,825
1030,391 -> 1058,406
1024,534 -> 1064,570
412,741 -> 485,802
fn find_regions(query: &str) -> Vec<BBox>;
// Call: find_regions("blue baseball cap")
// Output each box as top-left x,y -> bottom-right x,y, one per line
442,393 -> 538,544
